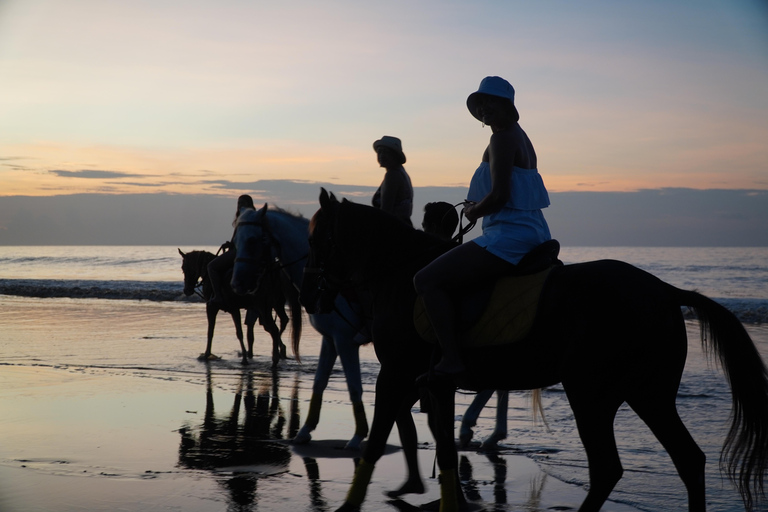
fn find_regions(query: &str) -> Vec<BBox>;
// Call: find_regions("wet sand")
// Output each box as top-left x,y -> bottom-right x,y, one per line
0,296 -> 642,511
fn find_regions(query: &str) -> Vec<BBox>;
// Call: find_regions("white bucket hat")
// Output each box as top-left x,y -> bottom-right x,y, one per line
466,76 -> 520,122
373,136 -> 406,165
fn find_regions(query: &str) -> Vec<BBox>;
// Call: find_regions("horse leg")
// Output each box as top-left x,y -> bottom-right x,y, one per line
278,308 -> 289,359
385,391 -> 426,498
258,308 -> 284,369
424,379 -> 465,512
244,309 -> 257,360
334,332 -> 368,450
567,388 -> 624,512
336,366 -> 413,512
294,335 -> 337,445
480,390 -> 508,450
627,394 -> 706,511
199,302 -> 219,360
229,309 -> 248,365
459,389 -> 494,448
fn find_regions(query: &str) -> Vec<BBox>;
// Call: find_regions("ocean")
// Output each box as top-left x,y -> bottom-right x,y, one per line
1,245 -> 767,511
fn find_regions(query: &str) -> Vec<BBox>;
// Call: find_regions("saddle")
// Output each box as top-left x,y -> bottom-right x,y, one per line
414,239 -> 561,347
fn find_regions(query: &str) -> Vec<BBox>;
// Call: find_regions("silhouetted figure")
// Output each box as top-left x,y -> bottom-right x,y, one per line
209,194 -> 256,305
414,76 -> 552,375
372,136 -> 414,227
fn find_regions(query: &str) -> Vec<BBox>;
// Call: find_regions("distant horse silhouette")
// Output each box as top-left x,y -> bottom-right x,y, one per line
230,205 -> 427,496
179,248 -> 300,367
304,189 -> 768,512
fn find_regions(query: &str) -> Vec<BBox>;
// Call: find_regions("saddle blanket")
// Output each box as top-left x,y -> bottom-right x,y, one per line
414,266 -> 553,347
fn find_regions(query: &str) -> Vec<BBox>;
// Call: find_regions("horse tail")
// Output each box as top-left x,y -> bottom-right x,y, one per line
678,289 -> 768,510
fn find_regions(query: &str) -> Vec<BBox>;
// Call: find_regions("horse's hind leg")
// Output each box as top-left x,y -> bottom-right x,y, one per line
259,311 -> 284,368
567,388 -> 624,512
627,395 -> 705,511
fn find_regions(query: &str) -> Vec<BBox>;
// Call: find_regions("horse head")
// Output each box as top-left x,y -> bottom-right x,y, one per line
231,204 -> 273,295
179,249 -> 210,297
301,189 -> 352,314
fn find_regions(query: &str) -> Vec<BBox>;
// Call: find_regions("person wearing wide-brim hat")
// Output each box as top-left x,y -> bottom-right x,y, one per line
371,135 -> 414,227
414,76 -> 552,376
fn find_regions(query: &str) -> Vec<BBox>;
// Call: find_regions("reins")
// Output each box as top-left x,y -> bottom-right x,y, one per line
452,200 -> 477,244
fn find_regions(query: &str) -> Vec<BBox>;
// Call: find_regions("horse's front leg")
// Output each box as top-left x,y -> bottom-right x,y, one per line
334,365 -> 408,512
244,309 -> 256,360
199,302 -> 220,361
424,378 -> 465,512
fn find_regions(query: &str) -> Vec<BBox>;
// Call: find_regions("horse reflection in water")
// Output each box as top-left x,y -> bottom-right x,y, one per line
177,369 -> 299,510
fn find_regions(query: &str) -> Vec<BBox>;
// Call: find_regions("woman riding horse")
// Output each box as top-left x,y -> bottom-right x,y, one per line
306,190 -> 768,512
414,76 -> 552,377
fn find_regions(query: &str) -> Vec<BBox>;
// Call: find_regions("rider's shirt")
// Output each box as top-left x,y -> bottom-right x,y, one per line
467,162 -> 551,265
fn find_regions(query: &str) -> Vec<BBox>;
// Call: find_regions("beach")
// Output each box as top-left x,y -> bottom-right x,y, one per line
0,296 -> 648,512
1,245 -> 767,511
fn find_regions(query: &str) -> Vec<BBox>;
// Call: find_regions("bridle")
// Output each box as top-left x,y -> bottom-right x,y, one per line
183,251 -> 212,301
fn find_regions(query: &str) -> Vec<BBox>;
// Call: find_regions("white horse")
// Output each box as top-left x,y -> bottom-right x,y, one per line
228,205 -> 367,450
229,205 -> 426,498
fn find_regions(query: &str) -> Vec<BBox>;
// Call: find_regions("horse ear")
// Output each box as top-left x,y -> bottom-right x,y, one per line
319,188 -> 331,209
178,248 -> 185,257
258,203 -> 268,216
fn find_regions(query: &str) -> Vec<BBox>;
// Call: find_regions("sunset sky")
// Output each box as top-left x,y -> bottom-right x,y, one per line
1,0 -> 766,199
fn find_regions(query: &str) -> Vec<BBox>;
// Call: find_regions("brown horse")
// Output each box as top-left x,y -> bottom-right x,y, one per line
179,249 -> 301,367
303,189 -> 768,512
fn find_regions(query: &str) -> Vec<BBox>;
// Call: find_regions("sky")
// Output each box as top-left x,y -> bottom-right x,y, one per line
0,0 -> 767,245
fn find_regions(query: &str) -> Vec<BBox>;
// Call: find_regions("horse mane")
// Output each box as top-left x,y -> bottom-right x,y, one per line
336,200 -> 452,275
237,205 -> 306,225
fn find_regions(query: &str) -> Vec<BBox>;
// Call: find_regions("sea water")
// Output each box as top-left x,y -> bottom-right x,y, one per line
1,245 -> 767,511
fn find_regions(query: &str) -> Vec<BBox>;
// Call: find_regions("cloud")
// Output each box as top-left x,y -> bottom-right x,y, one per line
49,169 -> 145,179
0,184 -> 766,246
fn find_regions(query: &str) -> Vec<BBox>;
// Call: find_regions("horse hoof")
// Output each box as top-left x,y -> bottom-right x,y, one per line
344,436 -> 363,451
198,353 -> 221,361
479,432 -> 506,451
334,503 -> 360,512
293,429 -> 312,445
458,429 -> 473,448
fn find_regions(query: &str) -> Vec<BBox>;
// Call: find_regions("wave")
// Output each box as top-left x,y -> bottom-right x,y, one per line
0,279 -> 194,302
1,279 -> 766,324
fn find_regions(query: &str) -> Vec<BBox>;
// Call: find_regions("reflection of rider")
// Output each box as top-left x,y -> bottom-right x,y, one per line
208,194 -> 255,305
413,76 -> 552,376
372,136 -> 414,227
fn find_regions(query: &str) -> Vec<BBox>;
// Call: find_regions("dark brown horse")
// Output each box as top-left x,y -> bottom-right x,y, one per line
179,249 -> 301,367
303,190 -> 768,512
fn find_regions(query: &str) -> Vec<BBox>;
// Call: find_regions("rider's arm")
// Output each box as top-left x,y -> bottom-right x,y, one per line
465,131 -> 514,223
